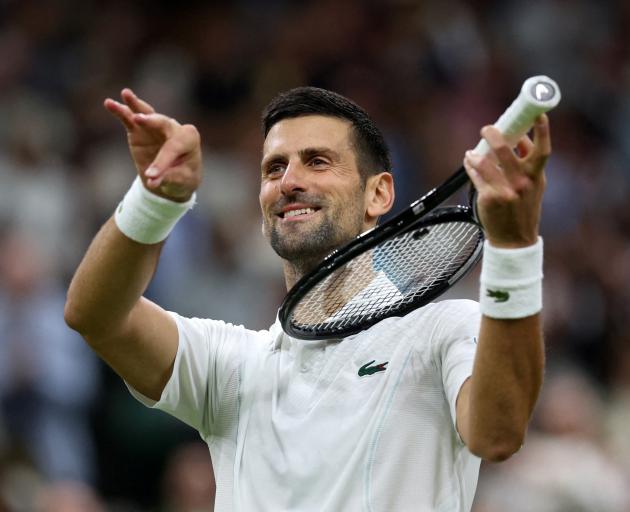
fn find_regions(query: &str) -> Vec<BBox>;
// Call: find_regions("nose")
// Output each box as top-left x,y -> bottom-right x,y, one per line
280,160 -> 308,196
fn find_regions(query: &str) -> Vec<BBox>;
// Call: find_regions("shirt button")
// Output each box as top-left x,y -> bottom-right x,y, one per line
300,364 -> 308,372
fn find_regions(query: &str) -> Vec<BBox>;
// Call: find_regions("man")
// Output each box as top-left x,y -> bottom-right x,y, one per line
65,86 -> 549,511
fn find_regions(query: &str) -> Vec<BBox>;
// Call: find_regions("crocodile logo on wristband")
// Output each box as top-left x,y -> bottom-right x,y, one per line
486,289 -> 510,303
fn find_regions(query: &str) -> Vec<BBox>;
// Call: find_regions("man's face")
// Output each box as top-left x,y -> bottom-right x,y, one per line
259,115 -> 368,268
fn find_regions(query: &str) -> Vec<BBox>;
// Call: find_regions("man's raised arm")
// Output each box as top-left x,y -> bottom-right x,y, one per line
455,115 -> 550,461
64,89 -> 202,401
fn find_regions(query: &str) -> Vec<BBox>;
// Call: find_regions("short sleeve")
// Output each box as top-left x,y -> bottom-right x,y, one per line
126,312 -> 258,436
431,300 -> 481,434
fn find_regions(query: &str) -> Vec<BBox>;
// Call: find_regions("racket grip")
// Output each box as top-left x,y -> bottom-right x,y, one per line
473,76 -> 561,155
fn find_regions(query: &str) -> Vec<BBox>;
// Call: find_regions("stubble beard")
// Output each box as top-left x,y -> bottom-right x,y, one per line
268,207 -> 364,278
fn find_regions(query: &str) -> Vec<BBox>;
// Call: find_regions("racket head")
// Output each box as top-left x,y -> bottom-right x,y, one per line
279,205 -> 484,340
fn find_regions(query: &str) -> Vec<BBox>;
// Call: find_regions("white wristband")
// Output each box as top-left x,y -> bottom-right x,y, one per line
114,177 -> 196,244
479,237 -> 543,319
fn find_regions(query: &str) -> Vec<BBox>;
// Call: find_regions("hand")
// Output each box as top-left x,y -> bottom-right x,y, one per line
104,89 -> 202,202
463,114 -> 551,248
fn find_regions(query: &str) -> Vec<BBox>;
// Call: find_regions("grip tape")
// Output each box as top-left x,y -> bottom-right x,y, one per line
473,76 -> 561,155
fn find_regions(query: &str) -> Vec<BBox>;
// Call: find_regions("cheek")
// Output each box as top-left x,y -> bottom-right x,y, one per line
260,176 -> 281,196
340,185 -> 366,211
259,185 -> 273,212
259,185 -> 277,232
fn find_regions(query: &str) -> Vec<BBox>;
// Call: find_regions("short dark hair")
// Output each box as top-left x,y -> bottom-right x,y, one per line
262,87 -> 392,180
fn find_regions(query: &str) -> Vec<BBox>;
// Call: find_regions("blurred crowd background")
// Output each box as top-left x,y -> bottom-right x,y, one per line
0,0 -> 629,510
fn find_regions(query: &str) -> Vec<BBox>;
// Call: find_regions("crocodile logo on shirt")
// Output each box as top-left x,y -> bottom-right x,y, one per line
486,289 -> 510,303
358,360 -> 388,377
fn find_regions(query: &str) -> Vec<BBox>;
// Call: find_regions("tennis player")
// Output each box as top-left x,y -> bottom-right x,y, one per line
65,86 -> 549,511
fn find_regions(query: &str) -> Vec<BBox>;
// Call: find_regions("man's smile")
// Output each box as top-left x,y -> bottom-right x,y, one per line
277,204 -> 322,221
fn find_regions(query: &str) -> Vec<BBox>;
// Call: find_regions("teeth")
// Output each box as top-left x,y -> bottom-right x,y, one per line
285,208 -> 315,218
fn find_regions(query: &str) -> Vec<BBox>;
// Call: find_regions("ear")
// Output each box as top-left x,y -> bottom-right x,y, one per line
364,172 -> 395,225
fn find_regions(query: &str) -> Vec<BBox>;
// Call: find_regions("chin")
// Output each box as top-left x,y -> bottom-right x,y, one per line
274,233 -> 355,266
268,214 -> 361,263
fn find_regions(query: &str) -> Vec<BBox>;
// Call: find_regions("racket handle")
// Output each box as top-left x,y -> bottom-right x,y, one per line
473,75 -> 561,155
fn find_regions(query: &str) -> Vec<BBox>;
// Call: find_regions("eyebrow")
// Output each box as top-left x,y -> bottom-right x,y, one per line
261,147 -> 341,169
298,147 -> 340,161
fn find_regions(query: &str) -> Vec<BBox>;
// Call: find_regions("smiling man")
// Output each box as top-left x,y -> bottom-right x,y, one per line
65,86 -> 549,511
259,97 -> 394,288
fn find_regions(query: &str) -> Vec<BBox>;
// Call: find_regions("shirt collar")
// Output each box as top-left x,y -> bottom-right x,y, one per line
269,312 -> 285,350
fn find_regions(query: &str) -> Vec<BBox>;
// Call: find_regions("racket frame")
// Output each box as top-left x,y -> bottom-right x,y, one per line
279,75 -> 562,340
279,173 -> 483,339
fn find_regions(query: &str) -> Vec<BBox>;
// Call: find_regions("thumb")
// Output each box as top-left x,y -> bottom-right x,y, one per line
144,124 -> 200,188
144,138 -> 185,187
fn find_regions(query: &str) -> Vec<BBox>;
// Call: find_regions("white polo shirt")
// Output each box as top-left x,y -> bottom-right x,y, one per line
129,299 -> 481,511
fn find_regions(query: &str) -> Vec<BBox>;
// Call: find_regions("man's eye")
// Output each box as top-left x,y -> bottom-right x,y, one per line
267,164 -> 285,176
310,157 -> 327,167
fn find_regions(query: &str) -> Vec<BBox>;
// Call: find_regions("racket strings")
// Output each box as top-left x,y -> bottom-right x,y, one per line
290,221 -> 482,333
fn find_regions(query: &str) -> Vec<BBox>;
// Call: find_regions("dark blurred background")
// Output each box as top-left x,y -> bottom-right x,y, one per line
0,0 -> 629,510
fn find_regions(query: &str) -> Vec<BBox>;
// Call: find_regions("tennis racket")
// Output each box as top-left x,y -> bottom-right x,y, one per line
279,76 -> 561,340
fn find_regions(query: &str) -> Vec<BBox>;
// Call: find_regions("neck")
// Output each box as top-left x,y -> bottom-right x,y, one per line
283,256 -> 323,290
281,224 -> 377,290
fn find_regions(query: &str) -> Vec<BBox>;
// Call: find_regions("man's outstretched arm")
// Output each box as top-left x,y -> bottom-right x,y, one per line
64,89 -> 202,401
456,115 -> 550,461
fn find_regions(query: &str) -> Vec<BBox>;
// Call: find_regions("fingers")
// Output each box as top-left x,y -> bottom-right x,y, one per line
464,151 -> 497,186
104,102 -> 180,148
104,89 -> 157,129
103,89 -> 201,198
464,116 -> 551,248
463,152 -> 486,192
507,115 -> 551,172
121,88 -> 156,115
528,114 -> 551,171
465,125 -> 512,188
470,114 -> 551,178
103,98 -> 135,131
133,112 -> 179,138
144,124 -> 200,188
463,150 -> 513,200
516,135 -> 534,158
480,125 -> 520,177
480,126 -> 515,162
